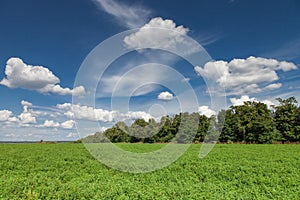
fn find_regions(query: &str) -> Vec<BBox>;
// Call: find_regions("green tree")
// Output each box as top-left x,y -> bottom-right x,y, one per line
222,101 -> 277,143
274,97 -> 299,143
219,109 -> 240,143
194,114 -> 209,143
154,116 -> 173,142
175,112 -> 199,143
105,122 -> 130,143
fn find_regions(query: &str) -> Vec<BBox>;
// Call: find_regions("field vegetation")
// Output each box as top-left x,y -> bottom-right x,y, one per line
0,143 -> 299,199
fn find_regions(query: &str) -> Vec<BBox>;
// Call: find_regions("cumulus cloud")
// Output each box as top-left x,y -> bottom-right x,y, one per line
64,104 -> 116,122
16,100 -> 41,125
38,85 -> 85,96
0,110 -> 13,122
57,103 -> 115,122
56,103 -> 72,110
21,100 -> 33,107
0,57 -> 85,96
123,111 -> 152,122
42,120 -> 60,128
0,101 -> 81,139
56,103 -> 153,122
157,91 -> 174,101
0,58 -> 59,89
261,100 -> 276,109
124,17 -> 189,50
92,0 -> 151,28
66,132 -> 78,138
61,120 -> 75,129
18,103 -> 36,124
8,117 -> 18,122
230,95 -> 258,106
230,95 -> 276,109
264,83 -> 282,90
195,56 -> 297,95
38,119 -> 75,129
198,106 -> 216,117
0,101 -> 49,126
18,112 -> 36,124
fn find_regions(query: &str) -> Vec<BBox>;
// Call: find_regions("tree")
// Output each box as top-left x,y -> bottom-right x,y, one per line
104,122 -> 130,143
150,116 -> 172,143
194,114 -> 209,143
274,97 -> 299,143
175,112 -> 199,143
295,107 -> 300,141
132,118 -> 162,143
221,101 -> 277,143
218,109 -> 237,143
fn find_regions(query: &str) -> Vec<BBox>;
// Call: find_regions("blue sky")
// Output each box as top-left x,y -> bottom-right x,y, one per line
0,0 -> 299,141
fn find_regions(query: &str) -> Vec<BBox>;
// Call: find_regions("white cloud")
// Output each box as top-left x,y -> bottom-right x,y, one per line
18,100 -> 36,124
42,120 -> 60,128
92,0 -> 151,28
264,83 -> 282,90
62,104 -> 116,122
18,112 -> 36,124
56,103 -> 153,122
8,117 -> 18,122
198,106 -> 216,117
0,110 -> 13,122
122,111 -> 152,122
195,56 -> 297,95
19,102 -> 79,129
56,103 -> 72,110
21,100 -> 33,107
37,119 -> 75,130
230,95 -> 257,106
0,101 -> 61,127
261,100 -> 276,109
230,95 -> 276,109
38,85 -> 85,96
124,17 -> 189,50
0,57 -> 85,96
18,109 -> 36,124
157,91 -> 174,101
0,57 -> 59,89
66,132 -> 78,138
61,120 -> 75,129
181,77 -> 190,82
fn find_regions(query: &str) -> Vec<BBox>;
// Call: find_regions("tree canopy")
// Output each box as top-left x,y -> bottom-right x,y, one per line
82,97 -> 300,144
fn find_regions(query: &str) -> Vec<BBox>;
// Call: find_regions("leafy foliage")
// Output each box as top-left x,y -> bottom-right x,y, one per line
83,97 -> 300,144
273,97 -> 300,143
220,101 -> 278,143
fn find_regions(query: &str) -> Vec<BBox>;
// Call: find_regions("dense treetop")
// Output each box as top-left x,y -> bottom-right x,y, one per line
83,97 -> 300,144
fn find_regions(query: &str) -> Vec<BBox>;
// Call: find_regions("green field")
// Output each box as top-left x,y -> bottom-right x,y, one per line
0,144 -> 299,199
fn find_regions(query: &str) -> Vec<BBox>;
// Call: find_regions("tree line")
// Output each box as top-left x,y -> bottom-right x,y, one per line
82,97 -> 300,144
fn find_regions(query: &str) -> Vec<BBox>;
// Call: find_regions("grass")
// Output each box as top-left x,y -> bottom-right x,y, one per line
0,143 -> 299,199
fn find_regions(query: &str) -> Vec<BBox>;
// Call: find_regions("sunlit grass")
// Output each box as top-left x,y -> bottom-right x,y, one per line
0,143 -> 299,199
